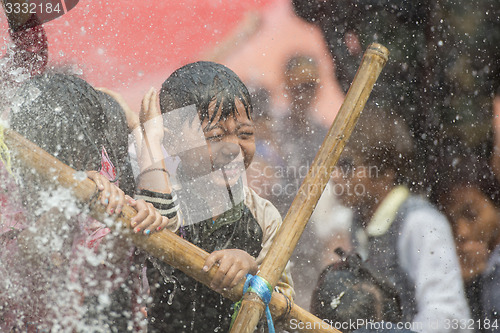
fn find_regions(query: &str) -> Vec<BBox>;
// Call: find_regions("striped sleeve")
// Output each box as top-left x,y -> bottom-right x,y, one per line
135,189 -> 179,219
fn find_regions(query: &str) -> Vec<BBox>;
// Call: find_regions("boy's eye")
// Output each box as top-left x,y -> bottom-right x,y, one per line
206,134 -> 224,142
238,132 -> 254,139
460,204 -> 478,222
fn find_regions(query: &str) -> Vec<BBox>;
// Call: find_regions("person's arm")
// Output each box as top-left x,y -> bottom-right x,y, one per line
98,87 -> 180,232
399,208 -> 472,333
99,87 -> 172,192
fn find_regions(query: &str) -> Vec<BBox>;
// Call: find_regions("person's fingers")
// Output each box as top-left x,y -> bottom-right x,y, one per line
87,171 -> 104,191
203,251 -> 222,273
130,200 -> 150,230
134,202 -> 157,235
107,185 -> 125,215
148,89 -> 160,117
125,195 -> 137,214
140,206 -> 163,235
125,195 -> 135,204
106,184 -> 116,214
128,198 -> 169,234
157,216 -> 169,231
140,90 -> 149,123
140,87 -> 154,123
143,88 -> 152,110
115,195 -> 125,215
221,264 -> 242,290
230,270 -> 247,289
93,173 -> 111,206
210,257 -> 232,291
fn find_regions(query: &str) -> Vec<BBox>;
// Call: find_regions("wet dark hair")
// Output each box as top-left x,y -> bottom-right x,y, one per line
159,61 -> 253,129
96,91 -> 136,195
432,137 -> 500,209
10,73 -> 135,195
311,250 -> 402,333
343,104 -> 414,178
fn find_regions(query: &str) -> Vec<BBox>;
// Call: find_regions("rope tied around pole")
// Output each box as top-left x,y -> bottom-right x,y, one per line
231,274 -> 275,333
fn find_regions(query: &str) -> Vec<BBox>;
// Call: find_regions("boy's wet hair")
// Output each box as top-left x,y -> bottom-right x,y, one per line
10,73 -> 135,195
159,61 -> 253,128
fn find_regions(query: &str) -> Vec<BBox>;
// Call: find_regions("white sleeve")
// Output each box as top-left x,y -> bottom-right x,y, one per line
398,208 -> 472,333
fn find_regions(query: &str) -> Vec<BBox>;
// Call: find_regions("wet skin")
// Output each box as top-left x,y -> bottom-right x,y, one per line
444,186 -> 500,281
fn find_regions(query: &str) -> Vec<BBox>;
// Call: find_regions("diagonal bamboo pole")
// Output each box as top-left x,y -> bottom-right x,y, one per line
2,127 -> 340,333
229,43 -> 389,333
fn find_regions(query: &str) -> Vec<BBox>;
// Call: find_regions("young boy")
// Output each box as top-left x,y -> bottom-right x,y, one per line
134,61 -> 294,332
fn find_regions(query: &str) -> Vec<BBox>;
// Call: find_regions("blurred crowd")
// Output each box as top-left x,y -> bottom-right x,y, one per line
1,0 -> 500,332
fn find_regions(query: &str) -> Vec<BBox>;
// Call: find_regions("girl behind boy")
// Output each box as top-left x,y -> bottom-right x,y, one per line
2,73 -> 164,331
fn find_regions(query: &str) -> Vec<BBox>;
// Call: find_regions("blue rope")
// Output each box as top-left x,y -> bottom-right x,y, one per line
230,274 -> 275,333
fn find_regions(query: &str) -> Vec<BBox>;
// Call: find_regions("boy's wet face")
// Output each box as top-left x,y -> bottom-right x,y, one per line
179,98 -> 255,188
204,98 -> 255,187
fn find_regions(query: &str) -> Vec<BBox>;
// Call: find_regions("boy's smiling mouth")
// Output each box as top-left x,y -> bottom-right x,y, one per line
221,161 -> 245,177
212,155 -> 246,187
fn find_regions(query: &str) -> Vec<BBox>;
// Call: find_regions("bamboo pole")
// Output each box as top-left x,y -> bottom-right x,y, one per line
3,127 -> 339,333
229,43 -> 390,333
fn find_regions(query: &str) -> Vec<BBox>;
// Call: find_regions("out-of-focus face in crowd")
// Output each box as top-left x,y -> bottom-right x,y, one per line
443,186 -> 500,281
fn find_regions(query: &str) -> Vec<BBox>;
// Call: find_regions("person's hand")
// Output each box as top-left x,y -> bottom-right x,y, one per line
88,171 -> 170,234
140,87 -> 164,143
87,171 -> 126,215
202,249 -> 258,292
96,87 -> 139,132
128,198 -> 170,235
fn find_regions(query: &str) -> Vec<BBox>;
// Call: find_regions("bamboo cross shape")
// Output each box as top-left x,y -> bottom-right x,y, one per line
3,125 -> 338,332
3,42 -> 388,333
229,43 -> 389,333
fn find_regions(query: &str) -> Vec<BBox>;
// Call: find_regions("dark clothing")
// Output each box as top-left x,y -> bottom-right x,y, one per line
147,203 -> 263,333
350,190 -> 471,331
465,276 -> 485,333
482,245 -> 500,332
363,197 -> 428,322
